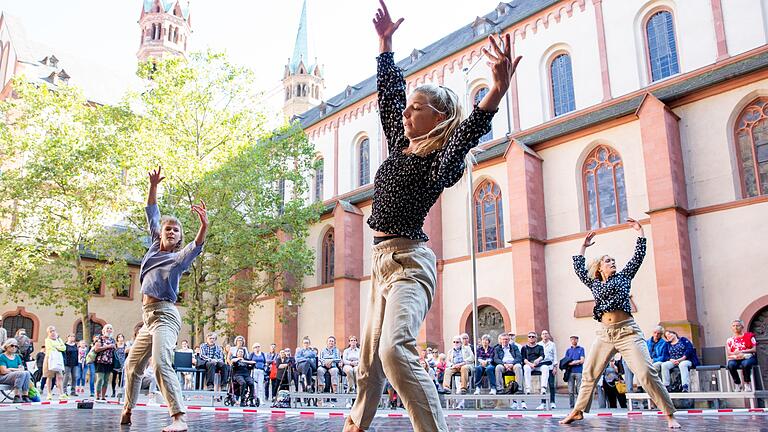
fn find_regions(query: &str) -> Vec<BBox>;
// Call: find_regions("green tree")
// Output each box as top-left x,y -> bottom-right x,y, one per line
127,51 -> 319,345
0,77 -> 140,343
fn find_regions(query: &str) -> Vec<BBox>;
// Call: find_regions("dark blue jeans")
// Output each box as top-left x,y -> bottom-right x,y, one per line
474,364 -> 496,388
727,357 -> 758,384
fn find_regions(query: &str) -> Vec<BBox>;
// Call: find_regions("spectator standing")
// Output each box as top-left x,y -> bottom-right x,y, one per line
62,334 -> 79,396
264,343 -> 278,400
43,325 -> 67,400
726,319 -> 759,392
93,324 -> 116,400
249,343 -> 266,405
112,333 -> 128,397
14,329 -> 33,363
564,335 -> 585,409
602,354 -> 627,408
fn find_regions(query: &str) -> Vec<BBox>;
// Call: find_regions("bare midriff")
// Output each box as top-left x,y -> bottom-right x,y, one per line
142,294 -> 162,306
600,310 -> 632,324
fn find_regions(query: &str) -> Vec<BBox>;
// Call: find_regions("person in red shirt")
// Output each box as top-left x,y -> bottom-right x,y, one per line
726,319 -> 758,392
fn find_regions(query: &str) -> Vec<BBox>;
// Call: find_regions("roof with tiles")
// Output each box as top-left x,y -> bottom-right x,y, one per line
142,0 -> 191,20
296,0 -> 559,127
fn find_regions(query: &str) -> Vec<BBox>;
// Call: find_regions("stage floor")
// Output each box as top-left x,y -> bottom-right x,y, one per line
3,403 -> 768,431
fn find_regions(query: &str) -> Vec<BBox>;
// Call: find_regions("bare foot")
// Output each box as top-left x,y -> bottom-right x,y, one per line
667,415 -> 681,429
162,414 -> 188,432
120,409 -> 132,425
343,416 -> 362,432
559,410 -> 584,425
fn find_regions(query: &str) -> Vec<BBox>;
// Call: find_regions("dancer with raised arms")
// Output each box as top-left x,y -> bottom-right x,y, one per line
344,1 -> 520,431
121,166 -> 208,432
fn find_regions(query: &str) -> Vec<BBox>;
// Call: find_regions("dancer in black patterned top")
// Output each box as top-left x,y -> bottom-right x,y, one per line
561,218 -> 680,429
343,2 -> 520,431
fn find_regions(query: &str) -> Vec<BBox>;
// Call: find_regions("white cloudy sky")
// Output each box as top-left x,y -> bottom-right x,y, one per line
0,0 -> 503,116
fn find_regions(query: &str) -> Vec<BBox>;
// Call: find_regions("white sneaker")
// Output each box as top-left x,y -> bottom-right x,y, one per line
551,403 -> 557,409
540,388 -> 547,395
345,401 -> 352,409
510,401 -> 518,409
489,388 -> 497,395
520,402 -> 527,410
536,403 -> 545,410
473,388 -> 481,395
745,383 -> 753,392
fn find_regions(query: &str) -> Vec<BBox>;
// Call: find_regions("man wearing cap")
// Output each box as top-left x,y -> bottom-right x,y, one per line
564,335 -> 585,409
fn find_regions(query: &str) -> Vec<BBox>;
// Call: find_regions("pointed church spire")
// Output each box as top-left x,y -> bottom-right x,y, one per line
289,0 -> 309,74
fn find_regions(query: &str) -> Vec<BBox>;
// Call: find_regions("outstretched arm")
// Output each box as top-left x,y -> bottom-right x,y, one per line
618,218 -> 646,279
146,166 -> 164,241
374,0 -> 407,152
176,200 -> 208,270
573,231 -> 595,286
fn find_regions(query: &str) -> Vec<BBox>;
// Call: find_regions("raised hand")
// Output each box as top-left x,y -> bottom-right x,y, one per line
373,0 -> 403,52
627,217 -> 644,236
580,231 -> 595,255
148,166 -> 165,186
191,200 -> 208,227
481,33 -> 522,95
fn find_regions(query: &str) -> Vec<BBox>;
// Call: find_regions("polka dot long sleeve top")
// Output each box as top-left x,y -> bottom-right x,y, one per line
367,52 -> 497,241
572,237 -> 647,321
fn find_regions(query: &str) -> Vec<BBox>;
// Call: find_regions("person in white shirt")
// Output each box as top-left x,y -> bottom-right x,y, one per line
342,336 -> 361,394
537,330 -> 558,409
440,336 -> 473,394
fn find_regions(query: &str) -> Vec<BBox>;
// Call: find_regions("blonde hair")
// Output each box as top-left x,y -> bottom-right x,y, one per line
409,84 -> 464,156
160,215 -> 184,252
587,255 -> 611,281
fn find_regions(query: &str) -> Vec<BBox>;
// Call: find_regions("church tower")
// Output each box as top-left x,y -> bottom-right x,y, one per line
137,0 -> 192,62
282,0 -> 324,119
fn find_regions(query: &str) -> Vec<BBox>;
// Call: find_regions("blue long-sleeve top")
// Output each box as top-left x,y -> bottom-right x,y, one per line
140,204 -> 204,303
573,237 -> 646,321
295,347 -> 316,365
647,337 -> 670,363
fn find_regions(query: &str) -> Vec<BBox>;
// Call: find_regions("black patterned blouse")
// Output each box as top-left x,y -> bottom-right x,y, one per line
366,52 -> 497,241
573,237 -> 647,321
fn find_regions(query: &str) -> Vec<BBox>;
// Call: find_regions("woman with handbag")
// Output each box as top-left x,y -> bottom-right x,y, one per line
43,325 -> 67,400
602,354 -> 628,408
93,324 -> 116,400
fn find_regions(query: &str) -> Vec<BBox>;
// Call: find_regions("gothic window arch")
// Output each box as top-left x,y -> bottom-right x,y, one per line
473,179 -> 505,252
74,316 -> 106,341
357,137 -> 371,187
582,145 -> 628,229
321,228 -> 334,285
645,9 -> 680,82
2,308 -> 38,341
550,53 -> 576,117
472,86 -> 493,142
734,97 -> 768,197
314,158 -> 324,202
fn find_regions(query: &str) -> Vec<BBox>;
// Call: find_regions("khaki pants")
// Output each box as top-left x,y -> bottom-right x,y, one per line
350,239 -> 447,432
442,365 -> 471,391
573,318 -> 675,415
123,301 -> 185,417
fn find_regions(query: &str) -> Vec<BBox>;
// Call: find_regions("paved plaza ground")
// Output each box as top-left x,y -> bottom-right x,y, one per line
3,400 -> 768,431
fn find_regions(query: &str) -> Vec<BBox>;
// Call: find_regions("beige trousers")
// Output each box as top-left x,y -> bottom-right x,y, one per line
350,238 -> 447,432
573,318 -> 675,415
123,301 -> 185,417
442,365 -> 471,391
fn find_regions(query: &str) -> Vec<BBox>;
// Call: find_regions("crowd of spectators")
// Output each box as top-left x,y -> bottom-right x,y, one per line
0,317 -> 759,409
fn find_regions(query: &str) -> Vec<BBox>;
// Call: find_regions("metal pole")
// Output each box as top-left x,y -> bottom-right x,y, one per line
465,152 -> 480,369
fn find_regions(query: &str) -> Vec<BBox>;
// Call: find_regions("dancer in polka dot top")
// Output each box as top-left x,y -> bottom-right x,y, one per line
345,2 -> 520,432
561,218 -> 680,429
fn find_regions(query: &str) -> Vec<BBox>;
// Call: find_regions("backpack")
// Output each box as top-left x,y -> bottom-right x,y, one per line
502,380 -> 520,395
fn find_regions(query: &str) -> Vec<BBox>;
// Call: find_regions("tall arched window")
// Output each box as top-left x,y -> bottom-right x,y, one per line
550,53 -> 576,117
473,180 -> 505,252
321,229 -> 334,285
583,145 -> 628,229
473,87 -> 493,142
645,10 -> 680,82
314,158 -> 324,202
734,97 -> 768,197
358,138 -> 370,186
